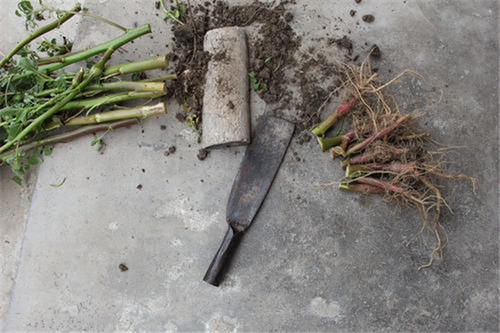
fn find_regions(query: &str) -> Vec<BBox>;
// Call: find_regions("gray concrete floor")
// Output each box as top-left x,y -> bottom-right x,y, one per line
1,0 -> 498,331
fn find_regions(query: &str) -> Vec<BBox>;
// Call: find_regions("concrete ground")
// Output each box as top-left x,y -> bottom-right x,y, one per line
1,0 -> 498,331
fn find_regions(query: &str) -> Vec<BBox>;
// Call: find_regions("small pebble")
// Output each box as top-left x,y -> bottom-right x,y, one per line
349,9 -> 356,16
168,146 -> 176,154
136,184 -> 143,190
160,125 -> 167,130
119,263 -> 128,272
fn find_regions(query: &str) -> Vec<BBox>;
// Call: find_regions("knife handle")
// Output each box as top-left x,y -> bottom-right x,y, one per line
203,226 -> 240,286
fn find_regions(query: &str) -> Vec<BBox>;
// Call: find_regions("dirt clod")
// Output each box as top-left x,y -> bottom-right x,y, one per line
136,184 -> 143,190
369,44 -> 381,58
362,14 -> 375,23
197,149 -> 209,160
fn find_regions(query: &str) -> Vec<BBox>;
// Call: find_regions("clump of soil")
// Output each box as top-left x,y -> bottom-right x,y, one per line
162,1 -> 369,144
165,1 -> 301,130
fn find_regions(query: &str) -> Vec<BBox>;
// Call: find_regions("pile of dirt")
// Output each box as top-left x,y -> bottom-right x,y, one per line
162,0 -> 364,140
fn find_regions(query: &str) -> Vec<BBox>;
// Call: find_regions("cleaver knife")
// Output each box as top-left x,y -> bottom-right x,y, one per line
203,115 -> 295,286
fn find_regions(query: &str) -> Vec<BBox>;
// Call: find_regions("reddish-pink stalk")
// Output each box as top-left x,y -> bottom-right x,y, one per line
368,161 -> 419,175
311,97 -> 357,136
356,177 -> 406,194
340,130 -> 355,151
344,115 -> 410,157
339,182 -> 385,194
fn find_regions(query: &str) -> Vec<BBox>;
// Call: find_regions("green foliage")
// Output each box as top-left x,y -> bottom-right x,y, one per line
161,0 -> 186,25
15,0 -> 45,30
248,72 -> 267,92
37,37 -> 73,57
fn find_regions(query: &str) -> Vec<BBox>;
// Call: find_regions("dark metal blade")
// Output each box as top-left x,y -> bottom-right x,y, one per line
226,115 -> 294,232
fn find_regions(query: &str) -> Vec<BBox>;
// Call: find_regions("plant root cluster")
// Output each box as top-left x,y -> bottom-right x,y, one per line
312,56 -> 475,270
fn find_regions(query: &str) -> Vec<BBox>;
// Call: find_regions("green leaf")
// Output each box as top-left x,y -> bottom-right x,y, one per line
50,177 -> 66,187
15,10 -> 22,17
264,57 -> 272,64
27,155 -> 42,165
42,145 -> 53,156
12,176 -> 22,185
18,1 -> 33,15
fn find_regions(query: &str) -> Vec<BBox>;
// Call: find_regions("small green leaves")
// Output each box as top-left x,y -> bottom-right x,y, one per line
27,154 -> 42,165
90,135 -> 104,151
264,57 -> 272,64
50,177 -> 66,187
160,0 -> 185,25
12,176 -> 23,185
42,145 -> 53,156
248,72 -> 267,92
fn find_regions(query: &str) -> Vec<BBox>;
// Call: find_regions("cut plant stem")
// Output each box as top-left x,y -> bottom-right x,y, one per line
344,115 -> 410,157
317,134 -> 344,151
66,102 -> 166,125
140,74 -> 177,82
339,181 -> 385,194
0,48 -> 113,154
341,147 -> 409,169
355,177 -> 405,194
0,5 -> 81,68
60,91 -> 166,111
103,56 -> 168,76
341,130 -> 355,151
311,97 -> 356,136
85,81 -> 166,93
1,24 -> 140,154
36,81 -> 166,98
345,161 -> 419,178
38,24 -> 151,73
0,119 -> 138,162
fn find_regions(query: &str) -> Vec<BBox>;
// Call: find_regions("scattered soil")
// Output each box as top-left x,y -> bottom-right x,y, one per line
166,0 -> 301,131
197,148 -> 209,160
162,1 -> 374,145
369,44 -> 381,58
362,14 -> 375,23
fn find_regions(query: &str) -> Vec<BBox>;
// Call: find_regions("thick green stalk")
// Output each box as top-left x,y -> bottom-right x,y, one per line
317,134 -> 344,152
38,24 -> 151,73
0,49 -> 113,154
0,5 -> 81,68
103,56 -> 168,76
0,119 -> 138,162
35,80 -> 166,98
311,97 -> 356,136
85,81 -> 166,93
141,74 -> 177,82
60,91 -> 165,111
66,102 -> 166,125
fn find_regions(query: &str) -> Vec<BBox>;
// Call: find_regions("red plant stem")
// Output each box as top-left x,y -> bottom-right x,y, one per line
340,130 -> 355,151
344,115 -> 410,157
369,161 -> 419,174
339,182 -> 385,194
311,97 -> 357,136
356,177 -> 405,194
341,146 -> 410,170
